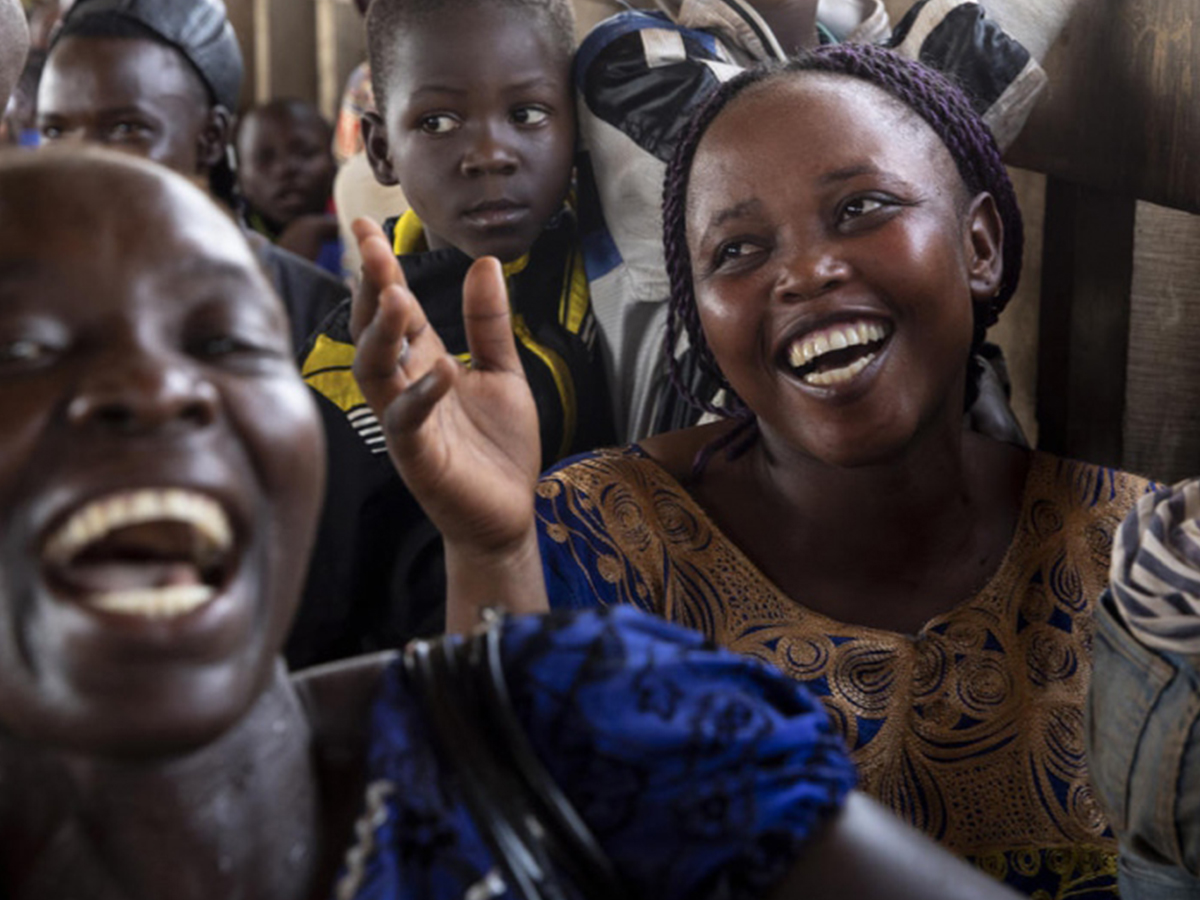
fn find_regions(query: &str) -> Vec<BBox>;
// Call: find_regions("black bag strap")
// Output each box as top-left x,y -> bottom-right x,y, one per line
403,614 -> 626,900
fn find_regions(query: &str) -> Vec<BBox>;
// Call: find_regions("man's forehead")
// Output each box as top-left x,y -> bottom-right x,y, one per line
42,34 -> 209,103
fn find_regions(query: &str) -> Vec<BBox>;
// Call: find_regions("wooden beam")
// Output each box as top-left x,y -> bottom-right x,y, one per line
1036,179 -> 1136,466
1006,0 -> 1200,214
253,0 -> 318,105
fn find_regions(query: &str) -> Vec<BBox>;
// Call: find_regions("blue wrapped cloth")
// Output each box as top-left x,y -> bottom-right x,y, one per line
337,606 -> 855,900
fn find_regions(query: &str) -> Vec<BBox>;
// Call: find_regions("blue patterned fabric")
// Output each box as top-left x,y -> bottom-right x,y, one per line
337,606 -> 855,900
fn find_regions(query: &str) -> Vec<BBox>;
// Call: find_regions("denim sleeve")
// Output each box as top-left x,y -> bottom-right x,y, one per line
1089,594 -> 1200,899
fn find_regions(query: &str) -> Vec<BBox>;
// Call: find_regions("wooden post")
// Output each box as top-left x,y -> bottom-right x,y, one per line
1035,180 -> 1136,466
252,0 -> 319,105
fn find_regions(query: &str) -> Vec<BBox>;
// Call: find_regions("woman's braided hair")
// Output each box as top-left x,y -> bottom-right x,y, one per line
661,42 -> 1024,419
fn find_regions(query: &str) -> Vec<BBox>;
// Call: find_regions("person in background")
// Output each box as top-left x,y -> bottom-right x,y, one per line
332,0 -> 409,279
36,0 -> 348,356
237,97 -> 342,276
1088,480 -> 1200,900
332,0 -> 372,166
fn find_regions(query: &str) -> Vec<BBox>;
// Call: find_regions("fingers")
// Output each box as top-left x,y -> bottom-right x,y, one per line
382,356 -> 459,439
350,217 -> 407,344
462,256 -> 522,375
352,280 -> 439,416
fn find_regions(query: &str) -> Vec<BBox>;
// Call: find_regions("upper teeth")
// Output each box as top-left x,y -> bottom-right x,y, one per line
788,320 -> 888,369
44,489 -> 232,566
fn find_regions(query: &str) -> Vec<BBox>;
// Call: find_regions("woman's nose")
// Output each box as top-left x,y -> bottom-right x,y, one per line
772,240 -> 852,304
67,348 -> 219,435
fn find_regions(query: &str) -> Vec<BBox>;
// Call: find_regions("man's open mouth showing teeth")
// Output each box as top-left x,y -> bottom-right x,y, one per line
785,319 -> 891,387
42,489 -> 234,619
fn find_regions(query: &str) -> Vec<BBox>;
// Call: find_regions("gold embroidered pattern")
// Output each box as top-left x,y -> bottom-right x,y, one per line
537,449 -> 1151,895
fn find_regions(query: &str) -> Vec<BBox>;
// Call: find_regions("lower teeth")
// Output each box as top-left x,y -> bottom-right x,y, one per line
803,351 -> 877,386
87,584 -> 215,618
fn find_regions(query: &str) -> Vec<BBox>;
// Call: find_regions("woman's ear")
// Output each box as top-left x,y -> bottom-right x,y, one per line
196,105 -> 233,173
362,112 -> 401,187
965,192 -> 1004,302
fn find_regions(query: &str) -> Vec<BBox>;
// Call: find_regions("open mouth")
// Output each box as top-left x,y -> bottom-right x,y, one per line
783,319 -> 892,387
41,489 -> 235,619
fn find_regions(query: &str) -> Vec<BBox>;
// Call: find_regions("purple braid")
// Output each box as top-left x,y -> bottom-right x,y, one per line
662,43 -> 1025,420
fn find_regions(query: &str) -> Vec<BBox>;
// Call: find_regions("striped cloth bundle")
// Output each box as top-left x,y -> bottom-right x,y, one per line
1110,479 -> 1200,653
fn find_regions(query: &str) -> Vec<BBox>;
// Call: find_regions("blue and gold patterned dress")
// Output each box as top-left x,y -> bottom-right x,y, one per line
537,448 -> 1152,898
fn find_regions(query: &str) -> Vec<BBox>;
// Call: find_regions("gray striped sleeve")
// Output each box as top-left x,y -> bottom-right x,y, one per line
1110,479 -> 1200,654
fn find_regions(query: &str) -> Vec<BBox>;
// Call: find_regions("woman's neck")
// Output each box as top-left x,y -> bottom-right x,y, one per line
755,416 -> 979,538
2,665 -> 328,900
672,416 -> 1029,632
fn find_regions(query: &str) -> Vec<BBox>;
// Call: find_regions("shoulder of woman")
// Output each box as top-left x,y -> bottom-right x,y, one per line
1031,450 -> 1157,515
639,420 -> 741,479
291,651 -> 398,756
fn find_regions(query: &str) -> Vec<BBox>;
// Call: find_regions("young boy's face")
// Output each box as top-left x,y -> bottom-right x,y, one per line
237,106 -> 337,229
365,4 -> 575,263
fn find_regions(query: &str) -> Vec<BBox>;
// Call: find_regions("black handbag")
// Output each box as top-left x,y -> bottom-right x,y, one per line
402,612 -> 627,900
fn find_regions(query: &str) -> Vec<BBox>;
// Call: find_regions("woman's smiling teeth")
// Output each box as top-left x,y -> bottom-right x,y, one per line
786,319 -> 889,387
43,489 -> 234,619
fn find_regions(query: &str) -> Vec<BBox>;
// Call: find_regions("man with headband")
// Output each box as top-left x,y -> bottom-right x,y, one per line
36,0 -> 347,354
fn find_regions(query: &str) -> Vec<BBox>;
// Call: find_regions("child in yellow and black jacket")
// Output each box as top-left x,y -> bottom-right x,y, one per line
289,0 -> 613,667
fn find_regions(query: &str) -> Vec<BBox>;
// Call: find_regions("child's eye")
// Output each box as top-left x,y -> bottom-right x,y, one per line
0,338 -> 55,368
418,114 -> 460,135
511,106 -> 550,127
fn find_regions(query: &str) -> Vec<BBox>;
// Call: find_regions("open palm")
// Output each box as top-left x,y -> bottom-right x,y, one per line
350,219 -> 542,557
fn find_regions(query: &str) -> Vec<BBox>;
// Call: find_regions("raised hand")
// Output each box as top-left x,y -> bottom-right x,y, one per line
349,218 -> 548,630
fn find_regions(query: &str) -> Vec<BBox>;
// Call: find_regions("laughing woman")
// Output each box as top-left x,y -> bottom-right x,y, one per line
528,45 -> 1152,897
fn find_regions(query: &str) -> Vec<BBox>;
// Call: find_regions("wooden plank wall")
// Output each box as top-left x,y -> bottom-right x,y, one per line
1125,206 -> 1200,482
885,0 -> 1200,478
1005,0 -> 1199,477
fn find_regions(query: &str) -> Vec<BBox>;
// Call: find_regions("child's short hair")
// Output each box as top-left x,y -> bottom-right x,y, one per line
366,0 -> 576,117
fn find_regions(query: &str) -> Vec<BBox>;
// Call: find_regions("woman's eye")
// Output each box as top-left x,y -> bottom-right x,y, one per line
840,196 -> 891,220
39,124 -> 63,141
418,114 -> 459,135
713,240 -> 764,270
512,106 -> 550,126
